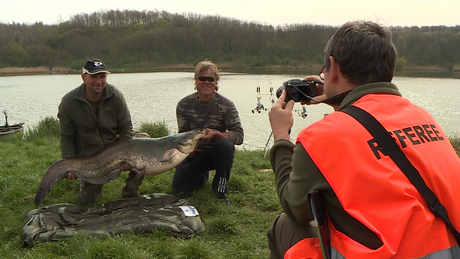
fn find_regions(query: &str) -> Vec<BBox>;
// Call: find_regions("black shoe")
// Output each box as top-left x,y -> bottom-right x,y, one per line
215,192 -> 230,206
220,198 -> 231,206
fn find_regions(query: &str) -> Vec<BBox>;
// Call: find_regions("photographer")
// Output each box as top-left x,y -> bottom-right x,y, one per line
267,20 -> 460,258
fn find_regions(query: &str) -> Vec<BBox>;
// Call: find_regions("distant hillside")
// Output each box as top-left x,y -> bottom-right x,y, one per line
1,9 -> 459,71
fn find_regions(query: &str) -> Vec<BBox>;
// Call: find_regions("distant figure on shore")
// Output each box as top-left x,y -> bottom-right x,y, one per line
58,59 -> 142,204
172,60 -> 244,205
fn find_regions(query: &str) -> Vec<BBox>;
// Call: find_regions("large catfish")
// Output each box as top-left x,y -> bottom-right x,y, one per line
34,129 -> 206,205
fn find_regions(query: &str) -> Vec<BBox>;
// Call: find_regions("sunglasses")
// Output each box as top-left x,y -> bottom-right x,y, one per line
197,76 -> 216,82
319,65 -> 326,80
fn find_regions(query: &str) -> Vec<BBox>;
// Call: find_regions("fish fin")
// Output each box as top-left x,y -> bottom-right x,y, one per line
161,148 -> 179,162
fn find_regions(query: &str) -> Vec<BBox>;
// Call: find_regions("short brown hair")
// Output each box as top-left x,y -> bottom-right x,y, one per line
323,20 -> 397,85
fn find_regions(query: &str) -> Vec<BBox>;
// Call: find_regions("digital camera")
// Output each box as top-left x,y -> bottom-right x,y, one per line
276,79 -> 318,102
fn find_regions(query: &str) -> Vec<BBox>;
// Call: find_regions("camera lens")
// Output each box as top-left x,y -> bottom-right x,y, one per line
276,86 -> 284,98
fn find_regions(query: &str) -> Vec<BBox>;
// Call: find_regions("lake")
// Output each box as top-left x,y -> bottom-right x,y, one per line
1,72 -> 460,150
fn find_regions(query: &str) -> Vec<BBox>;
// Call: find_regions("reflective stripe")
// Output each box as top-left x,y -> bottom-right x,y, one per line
217,177 -> 226,193
285,242 -> 460,258
418,245 -> 460,259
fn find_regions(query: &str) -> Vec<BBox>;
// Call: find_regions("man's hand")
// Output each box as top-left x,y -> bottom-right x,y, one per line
269,89 -> 294,142
301,75 -> 326,105
202,128 -> 229,142
121,163 -> 131,171
202,128 -> 217,142
65,172 -> 78,180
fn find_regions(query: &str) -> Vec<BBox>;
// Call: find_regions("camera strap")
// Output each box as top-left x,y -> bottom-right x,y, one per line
342,105 -> 460,245
321,90 -> 352,106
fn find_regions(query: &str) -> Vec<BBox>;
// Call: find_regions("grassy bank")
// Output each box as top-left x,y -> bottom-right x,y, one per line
2,118 -> 460,258
0,119 -> 278,258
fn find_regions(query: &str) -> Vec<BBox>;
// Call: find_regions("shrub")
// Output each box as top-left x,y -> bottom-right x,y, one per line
23,117 -> 170,141
138,121 -> 170,138
25,116 -> 60,140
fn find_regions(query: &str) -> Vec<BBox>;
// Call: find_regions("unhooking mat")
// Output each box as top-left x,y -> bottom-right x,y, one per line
21,193 -> 204,247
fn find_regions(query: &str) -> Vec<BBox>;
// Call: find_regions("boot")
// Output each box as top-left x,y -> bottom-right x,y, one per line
78,180 -> 103,204
122,170 -> 145,198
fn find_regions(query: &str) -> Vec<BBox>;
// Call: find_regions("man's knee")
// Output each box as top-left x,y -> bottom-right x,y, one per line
212,139 -> 235,163
214,139 -> 235,152
267,213 -> 318,258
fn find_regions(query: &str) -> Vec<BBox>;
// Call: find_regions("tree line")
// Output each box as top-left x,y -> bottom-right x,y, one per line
0,9 -> 459,71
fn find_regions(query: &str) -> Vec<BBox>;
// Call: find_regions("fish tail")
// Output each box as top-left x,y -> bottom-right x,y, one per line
34,188 -> 46,205
34,159 -> 72,205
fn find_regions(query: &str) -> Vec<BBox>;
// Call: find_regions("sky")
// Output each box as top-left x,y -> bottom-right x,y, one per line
1,0 -> 459,27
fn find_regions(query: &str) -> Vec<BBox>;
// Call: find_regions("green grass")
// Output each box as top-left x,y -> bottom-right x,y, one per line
0,119 -> 279,259
6,118 -> 460,258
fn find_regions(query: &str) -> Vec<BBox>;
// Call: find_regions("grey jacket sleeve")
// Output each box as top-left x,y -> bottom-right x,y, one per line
225,104 -> 244,145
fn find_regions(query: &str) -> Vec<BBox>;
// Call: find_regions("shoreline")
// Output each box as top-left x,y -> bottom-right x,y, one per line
1,65 -> 460,77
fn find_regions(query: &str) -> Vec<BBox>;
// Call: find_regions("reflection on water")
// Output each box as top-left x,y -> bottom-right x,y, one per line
393,77 -> 460,137
396,70 -> 460,79
1,72 -> 460,150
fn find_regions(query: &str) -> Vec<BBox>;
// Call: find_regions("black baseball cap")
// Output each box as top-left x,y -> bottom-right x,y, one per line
82,59 -> 110,74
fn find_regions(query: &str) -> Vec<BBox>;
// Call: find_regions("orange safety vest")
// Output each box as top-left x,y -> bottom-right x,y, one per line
293,94 -> 460,258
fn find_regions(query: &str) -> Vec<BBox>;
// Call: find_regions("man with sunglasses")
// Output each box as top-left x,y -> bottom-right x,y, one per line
267,21 -> 460,258
172,60 -> 244,204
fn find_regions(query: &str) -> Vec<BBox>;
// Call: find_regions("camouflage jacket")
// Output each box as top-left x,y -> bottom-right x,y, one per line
176,91 -> 244,154
22,194 -> 204,247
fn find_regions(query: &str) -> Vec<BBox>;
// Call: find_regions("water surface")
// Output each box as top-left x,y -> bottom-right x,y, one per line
1,72 -> 459,150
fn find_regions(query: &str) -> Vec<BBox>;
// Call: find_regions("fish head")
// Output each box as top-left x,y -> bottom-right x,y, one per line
173,129 -> 207,154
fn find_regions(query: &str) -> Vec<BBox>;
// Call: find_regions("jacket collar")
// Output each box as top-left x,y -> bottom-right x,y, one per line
338,82 -> 401,110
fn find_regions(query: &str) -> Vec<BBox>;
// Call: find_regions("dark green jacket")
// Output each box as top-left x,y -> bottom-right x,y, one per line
58,83 -> 134,158
270,82 -> 401,249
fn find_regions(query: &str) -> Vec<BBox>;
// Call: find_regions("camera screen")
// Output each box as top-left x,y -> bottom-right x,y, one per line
289,87 -> 310,102
286,84 -> 316,102
277,79 -> 318,102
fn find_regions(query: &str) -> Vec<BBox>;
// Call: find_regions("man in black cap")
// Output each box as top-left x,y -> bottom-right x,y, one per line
57,59 -> 142,204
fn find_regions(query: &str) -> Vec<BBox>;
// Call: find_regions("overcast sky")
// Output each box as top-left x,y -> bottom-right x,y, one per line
1,0 -> 459,27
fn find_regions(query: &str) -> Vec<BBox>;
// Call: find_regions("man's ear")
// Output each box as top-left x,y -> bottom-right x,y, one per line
328,56 -> 340,84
